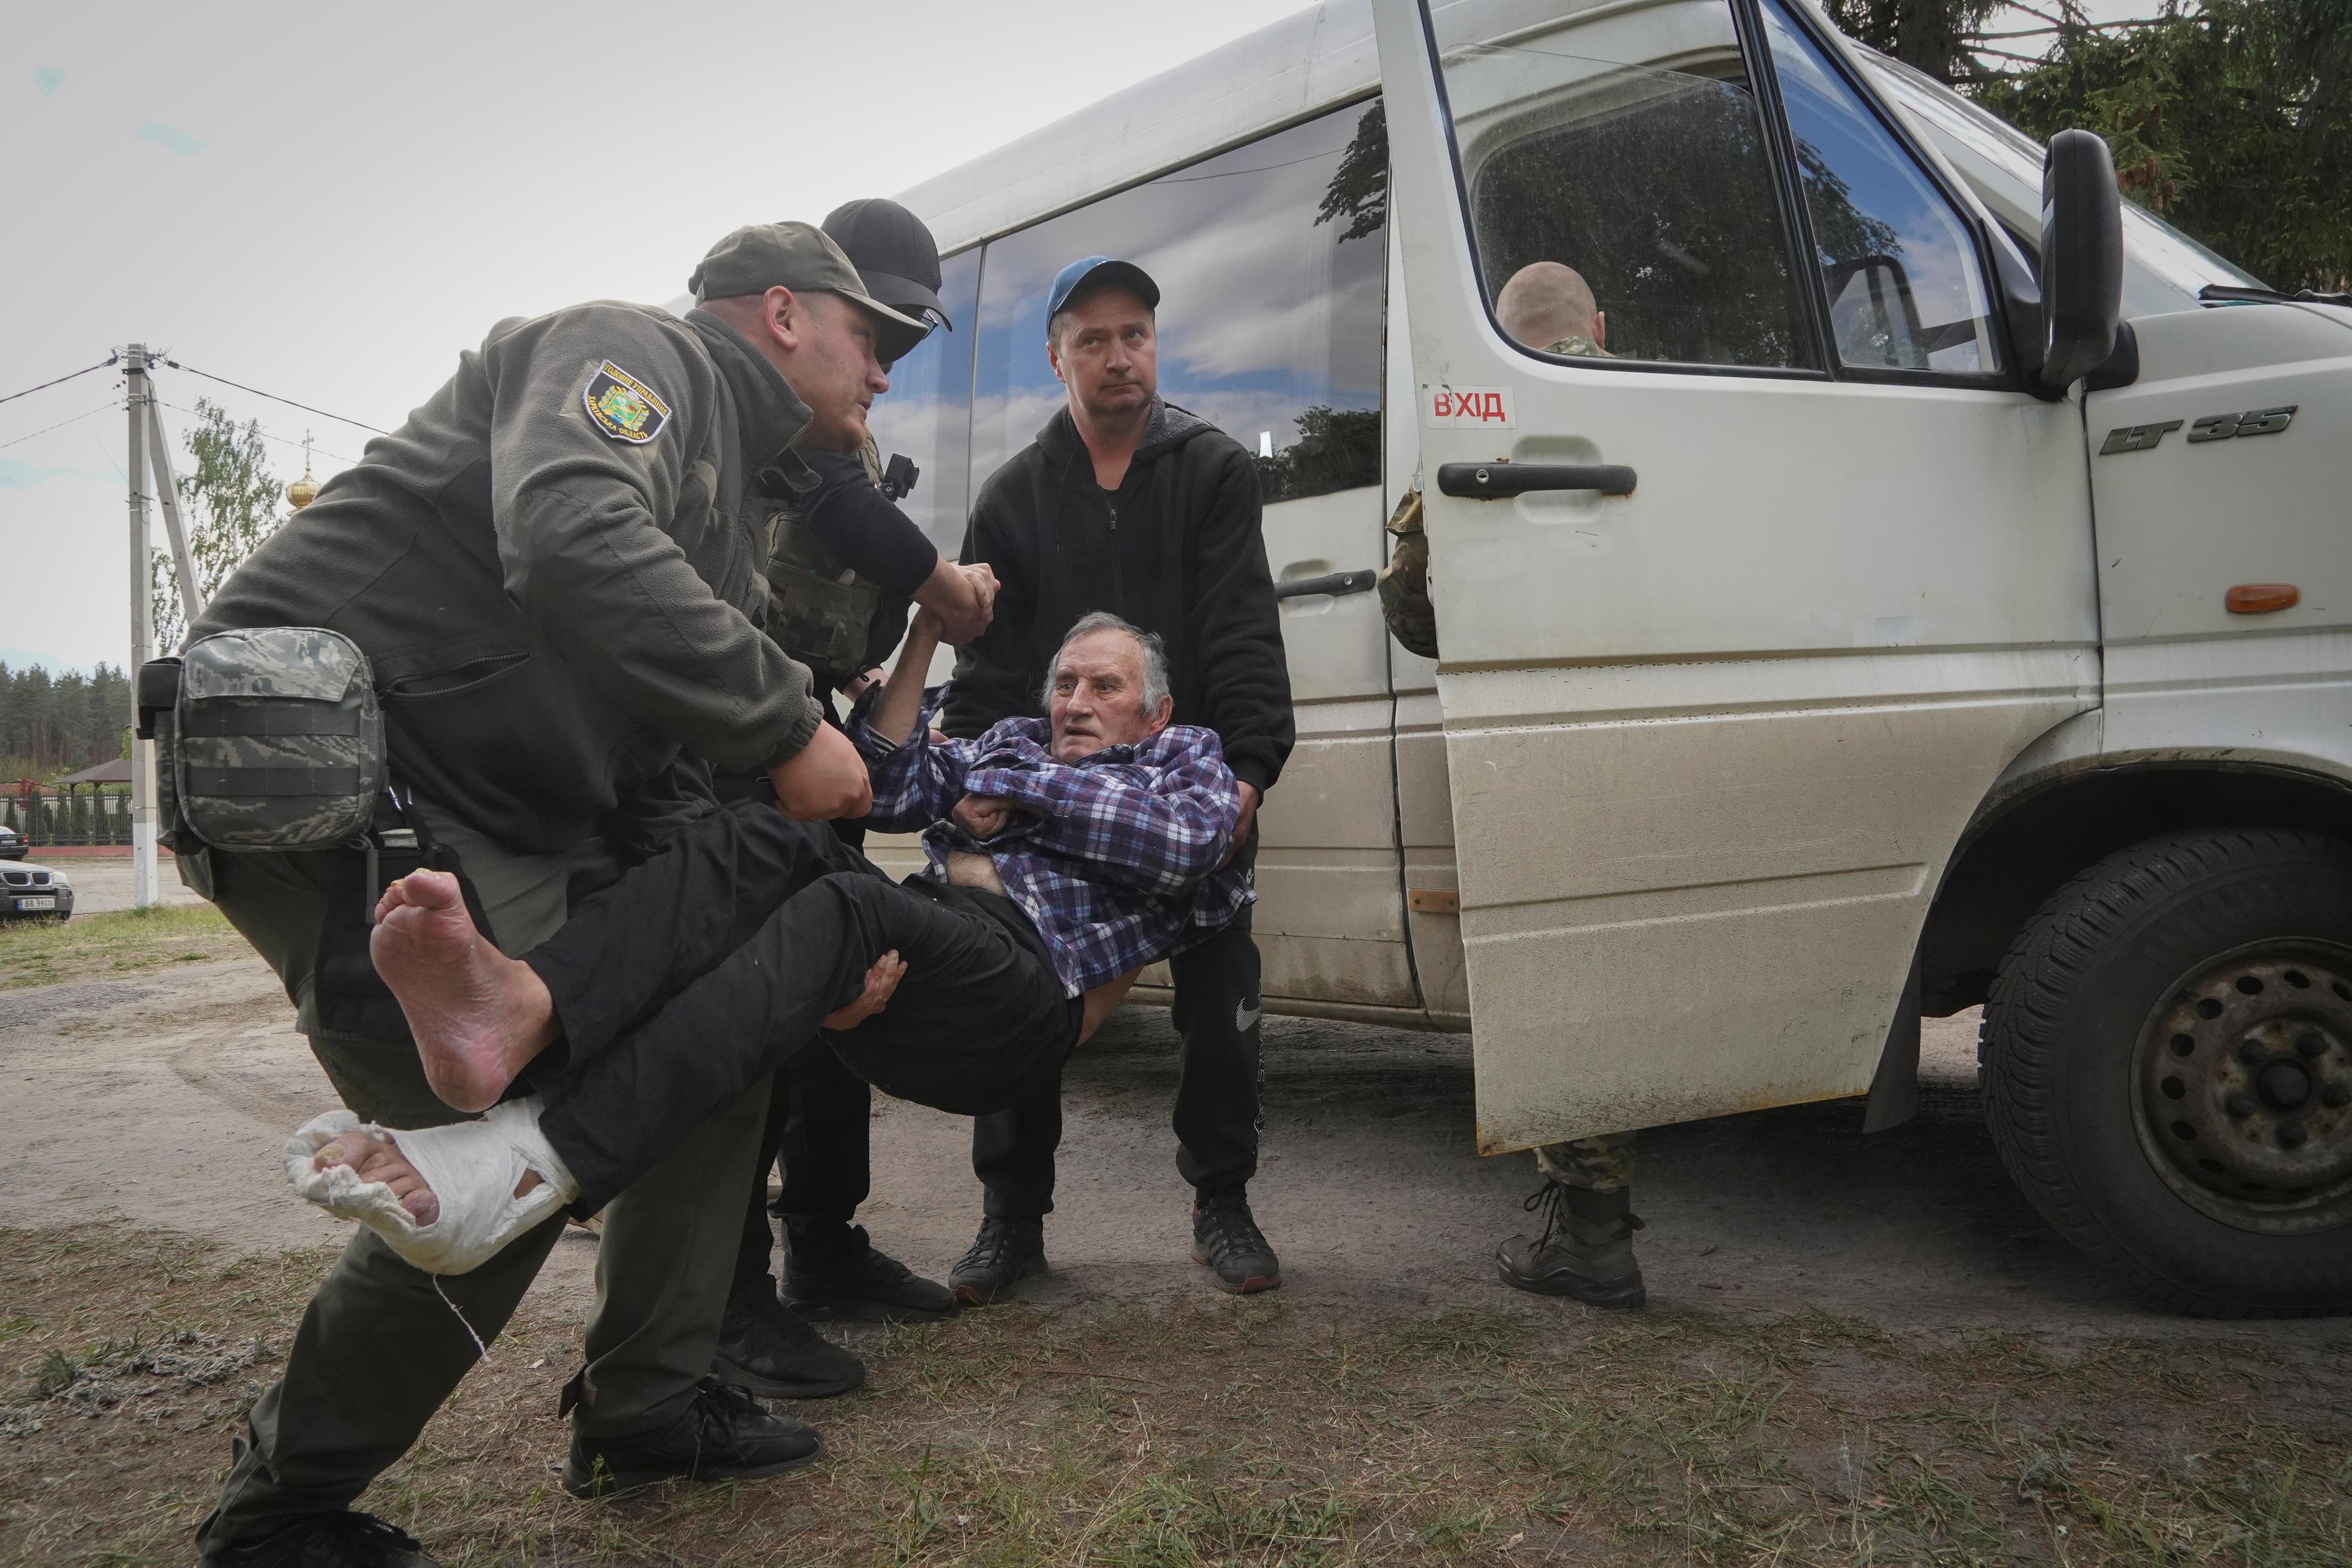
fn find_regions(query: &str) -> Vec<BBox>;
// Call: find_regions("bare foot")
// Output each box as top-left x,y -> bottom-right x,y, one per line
371,869 -> 559,1113
313,1128 -> 544,1228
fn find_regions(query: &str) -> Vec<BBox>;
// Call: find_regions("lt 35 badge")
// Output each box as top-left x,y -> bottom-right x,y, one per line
583,362 -> 670,444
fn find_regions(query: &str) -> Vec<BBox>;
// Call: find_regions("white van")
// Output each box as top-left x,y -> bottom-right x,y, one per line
864,0 -> 2350,1316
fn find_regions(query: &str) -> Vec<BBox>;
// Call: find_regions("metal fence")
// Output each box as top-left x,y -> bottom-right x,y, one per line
3,788 -> 133,848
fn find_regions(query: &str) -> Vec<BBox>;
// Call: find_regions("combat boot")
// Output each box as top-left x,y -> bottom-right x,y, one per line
1495,1183 -> 1646,1308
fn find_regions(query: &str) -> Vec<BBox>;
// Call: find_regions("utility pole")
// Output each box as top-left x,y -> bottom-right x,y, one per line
124,344 -> 157,910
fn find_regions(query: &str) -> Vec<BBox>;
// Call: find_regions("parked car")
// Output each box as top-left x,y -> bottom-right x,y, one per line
0,861 -> 73,922
0,823 -> 25,861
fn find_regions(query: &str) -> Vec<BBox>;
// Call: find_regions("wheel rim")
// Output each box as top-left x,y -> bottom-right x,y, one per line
2132,941 -> 2352,1235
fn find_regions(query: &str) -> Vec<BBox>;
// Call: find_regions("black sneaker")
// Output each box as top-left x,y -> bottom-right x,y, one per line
785,1227 -> 957,1322
1496,1182 -> 1647,1308
562,1377 -> 821,1498
1190,1190 -> 1281,1294
946,1216 -> 1046,1305
711,1290 -> 865,1398
200,1510 -> 436,1566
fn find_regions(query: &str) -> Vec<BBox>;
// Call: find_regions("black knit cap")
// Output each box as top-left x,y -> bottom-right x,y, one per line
823,198 -> 951,330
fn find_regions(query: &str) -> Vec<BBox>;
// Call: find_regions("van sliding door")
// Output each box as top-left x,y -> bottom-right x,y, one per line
1370,0 -> 2097,1150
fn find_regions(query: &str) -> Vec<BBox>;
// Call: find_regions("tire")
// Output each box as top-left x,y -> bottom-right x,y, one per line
1981,826 -> 2352,1317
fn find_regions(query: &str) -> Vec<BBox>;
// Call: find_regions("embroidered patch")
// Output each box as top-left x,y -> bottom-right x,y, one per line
582,362 -> 670,443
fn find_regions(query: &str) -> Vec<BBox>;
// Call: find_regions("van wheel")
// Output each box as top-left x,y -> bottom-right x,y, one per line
1982,827 -> 2352,1317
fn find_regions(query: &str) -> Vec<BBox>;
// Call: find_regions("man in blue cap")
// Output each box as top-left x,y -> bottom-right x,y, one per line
942,256 -> 1294,1298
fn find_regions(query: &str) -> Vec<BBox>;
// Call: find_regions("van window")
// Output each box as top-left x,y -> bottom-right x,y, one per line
967,102 -> 1387,505
865,248 -> 981,557
1758,0 -> 2000,374
1437,0 -> 1814,370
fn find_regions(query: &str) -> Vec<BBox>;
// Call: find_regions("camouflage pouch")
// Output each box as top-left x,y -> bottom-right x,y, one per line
765,511 -> 882,686
1376,487 -> 1441,661
172,627 -> 386,851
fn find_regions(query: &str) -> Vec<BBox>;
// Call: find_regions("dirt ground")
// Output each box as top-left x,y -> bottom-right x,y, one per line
2,914 -> 2347,1564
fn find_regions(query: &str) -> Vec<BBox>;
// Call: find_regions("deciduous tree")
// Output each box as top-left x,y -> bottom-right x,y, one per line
151,397 -> 284,654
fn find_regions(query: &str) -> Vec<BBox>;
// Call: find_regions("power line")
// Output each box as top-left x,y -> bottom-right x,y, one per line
0,398 -> 123,451
0,355 -> 121,409
149,397 -> 366,467
156,358 -> 391,436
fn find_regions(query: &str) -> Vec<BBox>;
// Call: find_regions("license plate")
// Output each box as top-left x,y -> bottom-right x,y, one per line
12,897 -> 56,911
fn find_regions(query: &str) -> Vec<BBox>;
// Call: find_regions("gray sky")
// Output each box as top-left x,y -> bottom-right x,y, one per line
3,1 -> 2133,674
1,0 -> 1292,673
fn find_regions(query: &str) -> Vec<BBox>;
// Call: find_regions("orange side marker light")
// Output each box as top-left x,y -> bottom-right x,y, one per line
2225,584 -> 2299,614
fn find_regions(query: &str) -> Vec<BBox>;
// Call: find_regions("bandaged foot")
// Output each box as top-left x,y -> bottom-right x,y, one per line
287,1098 -> 579,1275
371,868 -> 559,1112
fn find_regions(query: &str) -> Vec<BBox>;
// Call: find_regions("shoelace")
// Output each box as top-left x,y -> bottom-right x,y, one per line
957,1219 -> 1031,1272
251,1510 -> 424,1566
1194,1200 -> 1270,1262
1520,1183 -> 1646,1251
693,1376 -> 772,1438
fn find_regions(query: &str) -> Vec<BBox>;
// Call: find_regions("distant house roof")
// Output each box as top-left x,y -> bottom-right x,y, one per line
56,758 -> 132,786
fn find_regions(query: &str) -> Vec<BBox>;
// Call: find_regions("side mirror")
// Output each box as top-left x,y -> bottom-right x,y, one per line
2038,129 -> 2124,390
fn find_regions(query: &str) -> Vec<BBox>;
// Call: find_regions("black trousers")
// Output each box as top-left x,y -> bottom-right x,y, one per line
712,760 -> 875,1294
524,801 -> 1081,1215
734,1045 -> 872,1293
972,894 -> 1264,1218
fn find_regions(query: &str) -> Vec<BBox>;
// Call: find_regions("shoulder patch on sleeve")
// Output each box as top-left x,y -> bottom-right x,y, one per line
582,361 -> 671,443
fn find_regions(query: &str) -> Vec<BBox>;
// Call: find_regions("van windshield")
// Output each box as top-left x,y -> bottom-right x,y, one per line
1862,50 -> 2266,309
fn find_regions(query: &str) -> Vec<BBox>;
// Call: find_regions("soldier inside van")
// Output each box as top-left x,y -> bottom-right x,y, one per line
711,198 -> 1004,1401
1375,258 -> 1647,1310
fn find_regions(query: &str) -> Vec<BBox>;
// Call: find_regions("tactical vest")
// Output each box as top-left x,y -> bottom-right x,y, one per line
762,438 -> 886,686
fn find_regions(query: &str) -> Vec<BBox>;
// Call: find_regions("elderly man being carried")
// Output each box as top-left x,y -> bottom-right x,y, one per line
289,609 -> 1247,1276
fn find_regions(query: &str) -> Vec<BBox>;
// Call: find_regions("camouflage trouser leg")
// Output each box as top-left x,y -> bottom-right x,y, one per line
1534,1131 -> 1637,1193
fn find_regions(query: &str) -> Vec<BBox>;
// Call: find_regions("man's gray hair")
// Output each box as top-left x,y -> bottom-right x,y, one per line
1043,611 -> 1171,715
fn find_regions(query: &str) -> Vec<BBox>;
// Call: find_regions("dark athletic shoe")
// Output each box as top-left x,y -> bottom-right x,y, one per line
785,1229 -> 957,1322
711,1290 -> 865,1398
1191,1191 -> 1281,1294
201,1510 -> 436,1566
946,1216 -> 1047,1304
563,1377 -> 821,1498
1496,1183 -> 1648,1308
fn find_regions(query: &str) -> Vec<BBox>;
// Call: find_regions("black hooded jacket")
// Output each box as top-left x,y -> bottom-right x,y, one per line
943,401 -> 1293,796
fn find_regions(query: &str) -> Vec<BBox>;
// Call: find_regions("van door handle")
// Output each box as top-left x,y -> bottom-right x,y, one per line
1273,569 -> 1378,600
1436,462 -> 1637,498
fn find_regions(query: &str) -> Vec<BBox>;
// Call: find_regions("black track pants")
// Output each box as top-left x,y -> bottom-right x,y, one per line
970,901 -> 1263,1217
524,801 -> 1080,1213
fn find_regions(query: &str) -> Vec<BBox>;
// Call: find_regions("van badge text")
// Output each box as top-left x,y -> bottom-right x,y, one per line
2100,405 -> 2296,456
1424,384 -> 1515,429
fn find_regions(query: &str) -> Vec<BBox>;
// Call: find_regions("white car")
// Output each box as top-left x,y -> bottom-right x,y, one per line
0,861 -> 74,922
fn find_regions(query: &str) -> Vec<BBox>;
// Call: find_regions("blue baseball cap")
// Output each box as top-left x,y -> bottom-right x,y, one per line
1045,256 -> 1160,331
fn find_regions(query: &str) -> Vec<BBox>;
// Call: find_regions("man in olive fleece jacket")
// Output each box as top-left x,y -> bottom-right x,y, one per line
187,223 -> 924,1566
943,255 -> 1294,1301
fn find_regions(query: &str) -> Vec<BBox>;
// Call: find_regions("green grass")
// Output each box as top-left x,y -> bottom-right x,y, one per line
0,903 -> 241,990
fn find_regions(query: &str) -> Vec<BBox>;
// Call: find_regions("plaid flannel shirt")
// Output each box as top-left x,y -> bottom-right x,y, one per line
849,686 -> 1253,997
